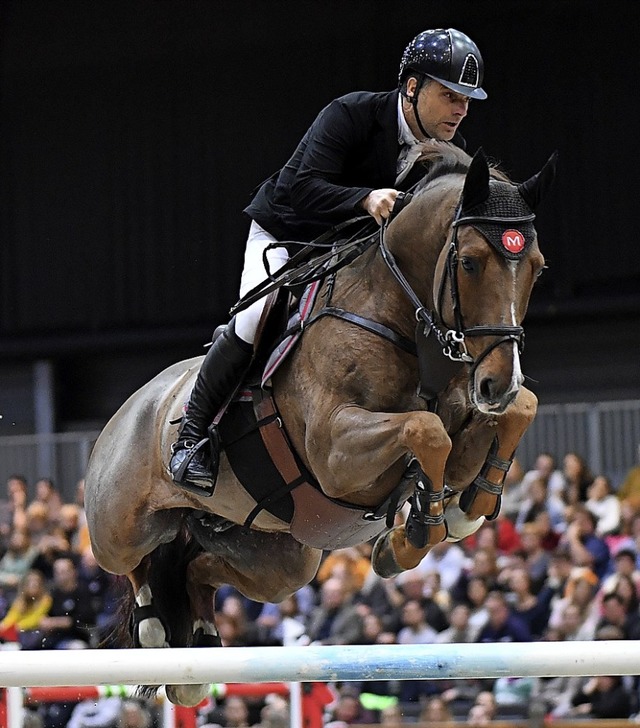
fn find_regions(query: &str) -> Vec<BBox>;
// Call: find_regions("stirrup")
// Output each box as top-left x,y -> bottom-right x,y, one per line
171,438 -> 215,497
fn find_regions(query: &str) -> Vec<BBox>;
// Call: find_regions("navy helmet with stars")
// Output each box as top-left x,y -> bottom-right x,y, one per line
399,28 -> 487,100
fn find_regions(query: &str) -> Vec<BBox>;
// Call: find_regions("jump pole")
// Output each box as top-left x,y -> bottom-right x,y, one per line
1,642 -> 639,687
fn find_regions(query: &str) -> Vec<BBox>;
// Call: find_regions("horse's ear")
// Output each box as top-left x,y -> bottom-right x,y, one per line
461,147 -> 491,212
518,151 -> 558,210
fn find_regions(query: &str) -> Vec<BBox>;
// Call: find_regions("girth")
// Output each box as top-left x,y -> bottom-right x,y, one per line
221,387 -> 414,550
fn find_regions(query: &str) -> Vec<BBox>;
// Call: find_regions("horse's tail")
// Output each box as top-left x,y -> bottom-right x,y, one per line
102,526 -> 200,649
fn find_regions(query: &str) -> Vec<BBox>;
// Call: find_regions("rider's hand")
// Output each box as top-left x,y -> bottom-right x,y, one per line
361,188 -> 400,225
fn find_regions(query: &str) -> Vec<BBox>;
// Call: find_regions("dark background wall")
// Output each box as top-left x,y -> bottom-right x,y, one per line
1,0 -> 639,434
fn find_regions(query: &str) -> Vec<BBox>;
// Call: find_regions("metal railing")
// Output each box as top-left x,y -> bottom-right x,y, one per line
1,399 -> 639,501
0,431 -> 100,502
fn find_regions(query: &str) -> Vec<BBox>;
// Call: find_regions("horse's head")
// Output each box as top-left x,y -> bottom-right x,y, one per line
431,148 -> 556,414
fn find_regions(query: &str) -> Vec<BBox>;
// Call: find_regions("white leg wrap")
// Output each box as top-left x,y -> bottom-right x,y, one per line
135,585 -> 169,648
444,492 -> 486,542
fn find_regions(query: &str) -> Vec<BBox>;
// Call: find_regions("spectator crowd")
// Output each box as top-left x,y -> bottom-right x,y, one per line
3,446 -> 640,727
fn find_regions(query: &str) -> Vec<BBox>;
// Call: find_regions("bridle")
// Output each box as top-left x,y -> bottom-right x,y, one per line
379,197 -> 535,377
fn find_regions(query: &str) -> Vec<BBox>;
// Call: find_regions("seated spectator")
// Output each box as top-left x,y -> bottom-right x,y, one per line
435,603 -> 479,643
325,688 -> 375,726
0,528 -> 38,601
561,451 -> 594,506
532,511 -> 561,551
0,569 -> 51,643
38,556 -> 97,649
0,475 -> 28,550
67,696 -> 123,728
396,599 -> 438,645
77,546 -> 118,624
514,477 -> 565,534
548,566 -> 600,639
557,601 -> 597,642
570,675 -> 633,719
604,571 -> 640,617
518,522 -> 552,592
202,695 -> 252,728
560,505 -> 610,579
596,592 -> 640,639
599,545 -> 640,597
32,478 -> 63,525
315,545 -> 371,593
466,703 -> 491,727
419,695 -> 455,726
616,443 -> 640,507
586,474 -> 621,537
506,567 -> 553,639
255,589 -> 312,646
23,502 -> 53,548
521,452 -> 565,500
450,548 -> 500,605
384,568 -> 448,633
407,540 -> 466,592
476,590 -> 532,643
422,570 -> 451,613
464,577 -> 490,633
118,699 -> 153,728
58,504 -> 83,553
306,576 -> 364,645
31,529 -> 76,582
468,517 -> 521,558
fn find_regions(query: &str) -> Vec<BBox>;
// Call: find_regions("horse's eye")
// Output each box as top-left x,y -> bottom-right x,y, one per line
460,257 -> 476,272
536,265 -> 548,280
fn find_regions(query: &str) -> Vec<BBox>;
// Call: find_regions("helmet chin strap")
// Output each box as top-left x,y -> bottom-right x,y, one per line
404,74 -> 430,140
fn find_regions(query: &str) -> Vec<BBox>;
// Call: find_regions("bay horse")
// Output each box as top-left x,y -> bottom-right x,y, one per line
85,143 -> 555,705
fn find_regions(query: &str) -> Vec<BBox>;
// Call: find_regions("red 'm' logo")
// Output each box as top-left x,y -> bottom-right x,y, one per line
502,229 -> 525,253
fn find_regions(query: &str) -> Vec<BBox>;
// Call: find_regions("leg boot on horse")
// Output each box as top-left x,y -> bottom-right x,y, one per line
169,321 -> 252,495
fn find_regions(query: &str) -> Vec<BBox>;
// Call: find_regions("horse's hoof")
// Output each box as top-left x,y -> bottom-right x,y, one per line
444,493 -> 485,541
137,617 -> 170,648
371,532 -> 403,578
166,683 -> 210,707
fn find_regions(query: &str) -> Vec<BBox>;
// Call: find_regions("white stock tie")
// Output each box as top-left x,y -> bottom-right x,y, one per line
396,143 -> 423,185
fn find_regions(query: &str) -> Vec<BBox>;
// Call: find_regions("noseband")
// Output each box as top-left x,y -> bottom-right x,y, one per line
379,199 -> 535,376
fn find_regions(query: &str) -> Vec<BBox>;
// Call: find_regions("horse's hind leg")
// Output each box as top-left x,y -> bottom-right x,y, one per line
126,558 -> 171,649
164,527 -> 321,707
447,386 -> 538,536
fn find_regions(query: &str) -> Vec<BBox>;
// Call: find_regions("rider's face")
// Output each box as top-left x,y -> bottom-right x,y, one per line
404,78 -> 470,141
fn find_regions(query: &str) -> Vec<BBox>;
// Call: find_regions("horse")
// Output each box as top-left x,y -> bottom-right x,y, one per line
85,142 -> 555,706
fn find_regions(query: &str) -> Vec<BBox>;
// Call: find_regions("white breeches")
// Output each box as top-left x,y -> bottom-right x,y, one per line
234,221 -> 289,344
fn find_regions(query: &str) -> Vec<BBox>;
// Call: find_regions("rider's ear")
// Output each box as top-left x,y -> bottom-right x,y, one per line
461,148 -> 490,212
518,151 -> 558,211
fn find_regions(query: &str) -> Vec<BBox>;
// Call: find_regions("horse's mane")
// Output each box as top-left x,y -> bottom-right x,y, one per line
414,141 -> 510,192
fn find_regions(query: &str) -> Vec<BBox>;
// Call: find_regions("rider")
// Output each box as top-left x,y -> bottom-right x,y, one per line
169,28 -> 488,495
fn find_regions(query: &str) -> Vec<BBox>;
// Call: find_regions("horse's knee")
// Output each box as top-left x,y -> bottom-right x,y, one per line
402,413 -> 451,452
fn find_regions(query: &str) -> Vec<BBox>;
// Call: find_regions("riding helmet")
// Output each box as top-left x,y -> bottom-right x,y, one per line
399,28 -> 487,100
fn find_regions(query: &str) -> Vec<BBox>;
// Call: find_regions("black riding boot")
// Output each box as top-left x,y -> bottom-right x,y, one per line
169,322 -> 252,496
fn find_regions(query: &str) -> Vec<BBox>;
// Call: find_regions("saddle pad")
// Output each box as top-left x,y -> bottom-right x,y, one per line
261,280 -> 322,387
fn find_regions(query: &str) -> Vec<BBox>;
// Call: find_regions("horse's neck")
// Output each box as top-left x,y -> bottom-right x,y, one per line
384,189 -> 454,308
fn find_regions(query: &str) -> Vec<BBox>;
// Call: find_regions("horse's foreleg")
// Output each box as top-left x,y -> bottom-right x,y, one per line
317,405 -> 451,577
455,386 -> 538,524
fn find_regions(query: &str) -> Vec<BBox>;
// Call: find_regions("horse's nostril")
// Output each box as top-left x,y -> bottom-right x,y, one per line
479,377 -> 496,402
